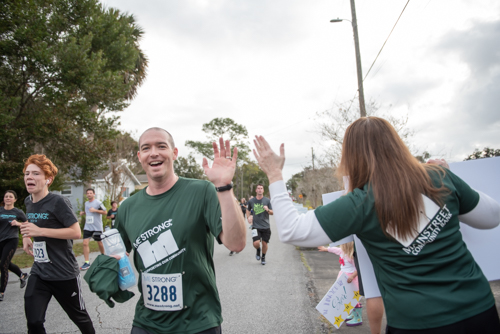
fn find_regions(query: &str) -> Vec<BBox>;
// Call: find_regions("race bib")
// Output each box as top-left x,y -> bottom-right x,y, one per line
142,273 -> 183,311
86,216 -> 94,225
33,241 -> 50,263
252,229 -> 258,237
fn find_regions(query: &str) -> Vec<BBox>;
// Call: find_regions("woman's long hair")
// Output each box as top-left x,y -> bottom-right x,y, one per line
338,117 -> 448,241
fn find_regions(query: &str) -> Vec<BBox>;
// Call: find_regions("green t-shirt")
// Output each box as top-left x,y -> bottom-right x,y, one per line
314,169 -> 494,330
116,177 -> 223,334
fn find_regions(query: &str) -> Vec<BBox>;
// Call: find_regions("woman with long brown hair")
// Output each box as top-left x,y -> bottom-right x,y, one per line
253,116 -> 500,333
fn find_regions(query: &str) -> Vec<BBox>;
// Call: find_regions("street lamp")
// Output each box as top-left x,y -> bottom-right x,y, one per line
330,0 -> 366,117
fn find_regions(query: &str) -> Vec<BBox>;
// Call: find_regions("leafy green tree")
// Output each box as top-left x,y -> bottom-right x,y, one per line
237,161 -> 269,199
0,0 -> 147,198
186,118 -> 252,199
286,171 -> 305,197
174,154 -> 206,180
464,147 -> 500,160
107,131 -> 141,174
186,118 -> 251,162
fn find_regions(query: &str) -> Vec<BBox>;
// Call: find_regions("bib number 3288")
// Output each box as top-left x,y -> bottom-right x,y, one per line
142,273 -> 183,311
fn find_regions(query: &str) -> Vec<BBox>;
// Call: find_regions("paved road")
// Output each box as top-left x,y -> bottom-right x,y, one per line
1,217 -> 499,333
1,217 -> 320,334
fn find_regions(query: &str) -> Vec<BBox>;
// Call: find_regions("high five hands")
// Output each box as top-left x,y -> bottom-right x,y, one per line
202,135 -> 285,186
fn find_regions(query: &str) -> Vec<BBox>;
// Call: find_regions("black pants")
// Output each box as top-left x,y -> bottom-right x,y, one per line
131,325 -> 222,334
0,238 -> 23,293
24,274 -> 95,334
386,304 -> 500,334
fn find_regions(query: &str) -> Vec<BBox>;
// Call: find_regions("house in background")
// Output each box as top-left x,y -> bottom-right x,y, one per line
135,174 -> 148,190
53,162 -> 141,213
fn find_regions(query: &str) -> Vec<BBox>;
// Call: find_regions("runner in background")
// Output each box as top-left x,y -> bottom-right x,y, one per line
0,190 -> 29,301
79,189 -> 106,270
106,201 -> 119,229
247,184 -> 273,265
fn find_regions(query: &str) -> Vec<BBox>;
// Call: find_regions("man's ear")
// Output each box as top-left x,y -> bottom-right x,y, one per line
137,151 -> 141,163
172,147 -> 179,161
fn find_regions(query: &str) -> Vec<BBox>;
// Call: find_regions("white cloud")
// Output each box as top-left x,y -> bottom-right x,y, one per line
102,0 -> 500,181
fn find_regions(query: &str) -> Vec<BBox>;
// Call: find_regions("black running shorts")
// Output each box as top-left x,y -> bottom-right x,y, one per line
252,228 -> 271,243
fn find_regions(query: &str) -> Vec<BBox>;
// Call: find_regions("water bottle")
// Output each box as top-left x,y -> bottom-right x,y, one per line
101,228 -> 136,290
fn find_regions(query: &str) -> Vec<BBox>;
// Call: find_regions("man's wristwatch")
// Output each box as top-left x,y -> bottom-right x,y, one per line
215,182 -> 233,192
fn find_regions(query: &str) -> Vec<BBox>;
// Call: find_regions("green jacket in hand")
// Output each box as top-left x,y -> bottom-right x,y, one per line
83,254 -> 135,307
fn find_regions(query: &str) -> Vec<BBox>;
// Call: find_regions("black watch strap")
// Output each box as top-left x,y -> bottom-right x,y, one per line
215,182 -> 233,192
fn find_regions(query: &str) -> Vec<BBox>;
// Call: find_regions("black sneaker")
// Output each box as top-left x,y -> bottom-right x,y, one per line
256,248 -> 261,261
261,257 -> 266,265
0,293 -> 4,301
229,251 -> 234,256
20,273 -> 28,289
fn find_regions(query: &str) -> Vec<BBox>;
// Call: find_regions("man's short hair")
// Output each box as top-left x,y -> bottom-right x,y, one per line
138,127 -> 175,149
86,188 -> 95,194
111,201 -> 117,205
256,183 -> 264,188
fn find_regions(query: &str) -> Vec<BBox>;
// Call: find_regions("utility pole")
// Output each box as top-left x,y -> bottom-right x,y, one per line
311,147 -> 315,170
350,0 -> 366,117
240,166 -> 243,199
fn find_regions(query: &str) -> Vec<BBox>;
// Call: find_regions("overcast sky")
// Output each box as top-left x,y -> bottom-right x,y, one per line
101,0 -> 500,182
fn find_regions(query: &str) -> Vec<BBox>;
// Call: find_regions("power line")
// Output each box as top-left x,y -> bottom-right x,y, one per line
344,0 -> 411,111
363,0 -> 411,82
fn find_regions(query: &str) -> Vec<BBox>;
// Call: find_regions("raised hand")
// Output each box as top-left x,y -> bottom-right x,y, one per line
203,137 -> 238,187
253,135 -> 285,183
426,158 -> 449,169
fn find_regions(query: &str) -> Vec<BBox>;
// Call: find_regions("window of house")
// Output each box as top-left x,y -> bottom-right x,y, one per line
122,187 -> 130,198
61,186 -> 72,195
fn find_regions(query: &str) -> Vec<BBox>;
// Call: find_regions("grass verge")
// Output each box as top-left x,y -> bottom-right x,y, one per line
11,241 -> 101,269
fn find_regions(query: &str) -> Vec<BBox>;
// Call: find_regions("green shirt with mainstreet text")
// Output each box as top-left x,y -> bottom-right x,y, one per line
314,168 -> 494,330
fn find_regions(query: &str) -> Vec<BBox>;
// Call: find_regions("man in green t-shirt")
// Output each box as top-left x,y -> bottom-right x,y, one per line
115,128 -> 246,334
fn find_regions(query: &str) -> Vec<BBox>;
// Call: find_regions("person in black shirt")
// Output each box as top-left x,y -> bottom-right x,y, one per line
106,201 -> 119,228
239,198 -> 247,217
247,185 -> 273,265
21,154 -> 95,333
0,190 -> 29,301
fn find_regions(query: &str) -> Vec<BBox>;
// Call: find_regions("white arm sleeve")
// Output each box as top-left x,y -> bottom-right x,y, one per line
459,190 -> 500,229
269,180 -> 332,247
